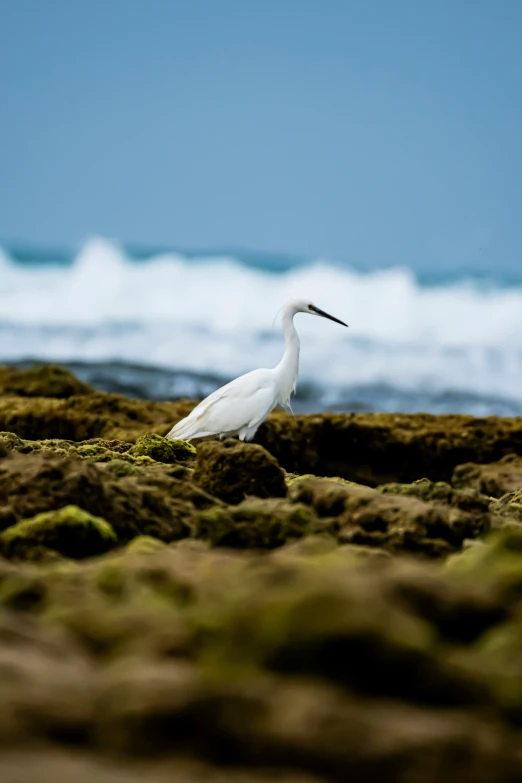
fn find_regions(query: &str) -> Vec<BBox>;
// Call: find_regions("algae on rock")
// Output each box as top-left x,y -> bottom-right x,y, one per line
196,498 -> 319,549
126,536 -> 168,555
289,476 -> 492,557
453,454 -> 522,498
130,433 -> 196,463
0,363 -> 93,398
193,439 -> 287,504
0,449 -> 200,544
0,505 -> 117,560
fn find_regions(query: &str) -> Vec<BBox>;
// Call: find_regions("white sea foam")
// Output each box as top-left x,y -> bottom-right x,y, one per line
1,237 -> 522,407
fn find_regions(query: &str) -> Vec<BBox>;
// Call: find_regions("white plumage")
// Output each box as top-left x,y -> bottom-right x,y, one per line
166,299 -> 347,443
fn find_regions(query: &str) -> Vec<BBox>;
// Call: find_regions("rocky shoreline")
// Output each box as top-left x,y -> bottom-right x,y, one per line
2,364 -> 522,782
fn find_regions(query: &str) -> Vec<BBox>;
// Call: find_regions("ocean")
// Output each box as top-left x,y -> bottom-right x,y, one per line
1,236 -> 522,416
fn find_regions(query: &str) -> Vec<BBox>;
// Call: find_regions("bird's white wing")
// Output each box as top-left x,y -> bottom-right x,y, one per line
171,369 -> 276,438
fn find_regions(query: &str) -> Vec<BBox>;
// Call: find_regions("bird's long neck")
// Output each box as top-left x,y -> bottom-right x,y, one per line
274,306 -> 300,403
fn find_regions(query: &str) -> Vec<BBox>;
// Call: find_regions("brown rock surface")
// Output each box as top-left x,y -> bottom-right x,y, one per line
288,477 -> 493,557
2,364 -> 522,781
453,453 -> 522,498
193,439 -> 287,504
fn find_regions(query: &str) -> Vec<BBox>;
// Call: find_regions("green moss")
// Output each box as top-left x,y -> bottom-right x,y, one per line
104,458 -> 140,477
96,560 -> 128,600
378,477 -> 491,513
286,473 -> 356,488
0,505 -> 117,560
193,439 -> 287,505
130,433 -> 196,463
76,444 -> 110,460
0,363 -> 93,398
126,535 -> 167,555
0,431 -> 26,452
195,498 -> 319,549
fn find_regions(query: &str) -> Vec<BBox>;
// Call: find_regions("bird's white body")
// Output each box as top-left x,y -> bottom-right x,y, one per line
166,299 -> 347,443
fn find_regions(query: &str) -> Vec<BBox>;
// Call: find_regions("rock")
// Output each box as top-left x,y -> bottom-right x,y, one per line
2,363 -> 522,488
289,477 -> 491,557
0,749 -> 325,783
0,364 -> 93,398
195,498 -> 319,548
258,411 -> 522,485
130,433 -> 196,463
0,505 -> 117,560
453,454 -> 522,498
193,440 -> 287,504
0,611 -> 95,742
378,477 -> 492,512
0,450 -> 202,545
0,432 -> 133,462
94,661 -> 521,781
1,542 -> 522,779
126,536 -> 167,555
490,489 -> 522,523
285,473 -> 356,489
0,391 -> 191,442
446,526 -> 522,583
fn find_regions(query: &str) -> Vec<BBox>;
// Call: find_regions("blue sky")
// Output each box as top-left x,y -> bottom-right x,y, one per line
1,0 -> 521,270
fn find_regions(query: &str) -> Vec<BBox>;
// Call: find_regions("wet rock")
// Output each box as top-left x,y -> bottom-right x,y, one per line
0,450 -> 200,544
289,477 -> 491,557
0,505 -> 117,560
491,489 -> 522,523
0,611 -> 95,741
130,433 -> 196,463
0,363 -> 93,398
0,391 -> 190,442
95,661 -> 522,781
193,440 -> 287,505
0,432 -> 169,473
0,750 -> 325,783
378,477 -> 492,513
126,535 -> 167,555
1,544 -> 522,779
2,363 -> 522,489
453,454 -> 522,498
258,411 -> 522,485
195,498 -> 319,548
446,526 -> 522,585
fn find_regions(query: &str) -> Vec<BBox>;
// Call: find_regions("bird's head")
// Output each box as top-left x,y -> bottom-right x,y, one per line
288,299 -> 348,327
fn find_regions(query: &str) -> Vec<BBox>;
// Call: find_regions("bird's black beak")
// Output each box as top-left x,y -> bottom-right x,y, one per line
310,305 -> 348,327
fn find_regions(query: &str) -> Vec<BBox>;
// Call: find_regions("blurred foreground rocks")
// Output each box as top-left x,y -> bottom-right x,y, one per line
1,364 -> 522,782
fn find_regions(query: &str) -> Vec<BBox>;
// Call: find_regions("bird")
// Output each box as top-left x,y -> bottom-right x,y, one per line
165,299 -> 348,443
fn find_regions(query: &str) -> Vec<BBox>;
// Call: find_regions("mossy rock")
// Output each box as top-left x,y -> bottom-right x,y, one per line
490,489 -> 522,523
257,411 -> 522,486
290,477 -> 491,558
0,387 -> 192,442
104,458 -> 141,477
378,478 -> 492,513
126,535 -> 167,555
0,363 -> 94,398
0,449 -> 198,543
193,439 -> 287,505
453,454 -> 522,498
286,473 -> 357,489
130,433 -> 196,463
0,431 -> 153,467
195,498 -> 319,548
0,505 -> 117,560
446,527 -> 522,581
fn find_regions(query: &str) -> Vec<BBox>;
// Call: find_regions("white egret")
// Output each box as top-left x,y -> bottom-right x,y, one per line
165,299 -> 348,442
